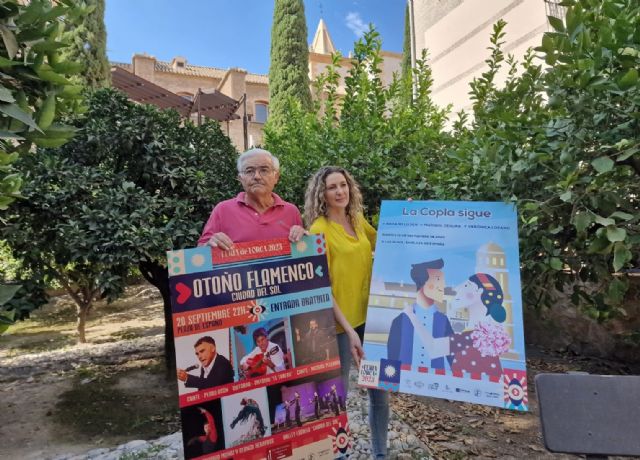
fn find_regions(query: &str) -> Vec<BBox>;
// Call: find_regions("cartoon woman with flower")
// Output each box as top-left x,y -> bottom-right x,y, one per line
405,273 -> 510,379
448,273 -> 510,378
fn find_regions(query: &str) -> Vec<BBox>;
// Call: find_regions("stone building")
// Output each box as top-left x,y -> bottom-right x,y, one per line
408,0 -> 564,114
112,20 -> 401,151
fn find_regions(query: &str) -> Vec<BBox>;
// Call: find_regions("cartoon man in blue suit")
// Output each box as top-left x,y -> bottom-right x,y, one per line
387,259 -> 454,371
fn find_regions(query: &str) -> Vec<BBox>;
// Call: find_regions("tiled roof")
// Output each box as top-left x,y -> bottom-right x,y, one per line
154,60 -> 227,79
111,59 -> 269,85
246,74 -> 269,84
112,62 -> 132,71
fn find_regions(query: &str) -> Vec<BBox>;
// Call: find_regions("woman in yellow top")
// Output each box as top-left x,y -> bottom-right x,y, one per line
304,166 -> 389,459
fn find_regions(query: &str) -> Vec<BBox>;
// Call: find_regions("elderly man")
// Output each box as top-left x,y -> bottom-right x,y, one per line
198,148 -> 305,248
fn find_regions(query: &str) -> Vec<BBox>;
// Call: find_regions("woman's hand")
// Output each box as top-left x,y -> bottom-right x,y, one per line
347,328 -> 364,366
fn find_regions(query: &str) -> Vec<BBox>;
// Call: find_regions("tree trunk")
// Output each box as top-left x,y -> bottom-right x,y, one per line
77,304 -> 89,344
139,259 -> 175,374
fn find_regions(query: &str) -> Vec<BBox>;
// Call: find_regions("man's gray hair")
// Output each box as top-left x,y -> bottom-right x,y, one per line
237,148 -> 280,173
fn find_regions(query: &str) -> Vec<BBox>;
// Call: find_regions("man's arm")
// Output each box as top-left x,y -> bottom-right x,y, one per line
222,356 -> 235,383
387,314 -> 408,362
198,206 -> 220,246
269,346 -> 286,371
198,204 -> 235,249
184,373 -> 209,390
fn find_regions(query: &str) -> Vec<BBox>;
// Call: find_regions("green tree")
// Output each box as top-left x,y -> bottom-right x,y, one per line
401,3 -> 412,82
269,2 -> 639,327
268,0 -> 312,130
60,0 -> 110,88
0,0 -> 85,210
1,0 -> 87,331
266,28 -> 450,217
443,0 -> 639,319
2,89 -> 238,351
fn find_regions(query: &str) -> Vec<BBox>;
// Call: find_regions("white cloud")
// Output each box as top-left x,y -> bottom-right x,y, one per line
345,11 -> 368,38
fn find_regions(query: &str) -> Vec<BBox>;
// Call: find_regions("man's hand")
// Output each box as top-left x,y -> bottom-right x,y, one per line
177,368 -> 188,382
263,355 -> 275,370
288,225 -> 308,243
207,232 -> 234,250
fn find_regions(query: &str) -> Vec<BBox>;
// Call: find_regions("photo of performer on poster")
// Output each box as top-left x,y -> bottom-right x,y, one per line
267,372 -> 346,435
176,330 -> 234,394
181,400 -> 225,459
235,319 -> 292,379
291,309 -> 339,366
221,388 -> 271,447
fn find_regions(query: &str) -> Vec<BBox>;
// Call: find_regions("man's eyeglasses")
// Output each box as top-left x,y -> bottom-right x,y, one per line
241,167 -> 274,177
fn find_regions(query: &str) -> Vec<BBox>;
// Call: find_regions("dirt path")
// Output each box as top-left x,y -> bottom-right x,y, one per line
1,283 -> 638,460
0,285 -> 178,460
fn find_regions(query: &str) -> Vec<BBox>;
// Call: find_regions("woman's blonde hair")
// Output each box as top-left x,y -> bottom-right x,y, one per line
304,166 -> 363,229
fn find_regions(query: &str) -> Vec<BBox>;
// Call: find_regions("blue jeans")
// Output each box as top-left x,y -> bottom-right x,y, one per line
337,325 -> 389,459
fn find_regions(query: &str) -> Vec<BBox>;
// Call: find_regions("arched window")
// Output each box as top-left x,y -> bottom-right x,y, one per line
254,101 -> 269,123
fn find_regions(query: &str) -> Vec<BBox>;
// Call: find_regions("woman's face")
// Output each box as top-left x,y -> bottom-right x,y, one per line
452,279 -> 482,310
323,172 -> 350,211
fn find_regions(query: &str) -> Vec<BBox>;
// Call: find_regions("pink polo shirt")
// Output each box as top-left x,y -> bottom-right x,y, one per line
197,192 -> 303,245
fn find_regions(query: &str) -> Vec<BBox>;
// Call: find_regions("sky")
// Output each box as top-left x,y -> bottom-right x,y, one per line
105,0 -> 406,75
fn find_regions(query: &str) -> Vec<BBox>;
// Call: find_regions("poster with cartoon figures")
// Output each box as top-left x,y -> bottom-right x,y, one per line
167,235 -> 352,459
358,201 -> 528,411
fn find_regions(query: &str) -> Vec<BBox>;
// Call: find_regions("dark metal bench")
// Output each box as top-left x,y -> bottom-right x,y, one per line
536,373 -> 640,458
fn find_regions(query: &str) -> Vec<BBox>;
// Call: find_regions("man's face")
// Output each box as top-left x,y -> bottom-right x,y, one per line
256,334 -> 268,352
238,153 -> 279,198
195,341 -> 216,367
422,268 -> 445,302
309,319 -> 318,330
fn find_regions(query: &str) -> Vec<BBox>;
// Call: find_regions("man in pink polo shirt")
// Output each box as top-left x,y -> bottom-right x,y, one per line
198,148 -> 305,248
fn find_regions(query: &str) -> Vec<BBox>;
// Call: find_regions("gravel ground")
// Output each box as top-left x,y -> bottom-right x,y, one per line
2,335 -> 431,460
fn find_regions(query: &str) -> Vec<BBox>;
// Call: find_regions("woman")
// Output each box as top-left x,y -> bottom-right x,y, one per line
449,273 -> 510,379
406,272 -> 510,380
304,166 -> 389,459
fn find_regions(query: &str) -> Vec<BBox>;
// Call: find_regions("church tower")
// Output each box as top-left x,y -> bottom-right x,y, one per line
310,18 -> 336,55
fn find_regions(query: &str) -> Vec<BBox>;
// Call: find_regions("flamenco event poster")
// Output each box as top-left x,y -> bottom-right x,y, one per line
358,200 -> 529,411
167,235 -> 352,460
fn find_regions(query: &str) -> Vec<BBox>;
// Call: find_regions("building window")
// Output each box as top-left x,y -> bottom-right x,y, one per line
545,0 -> 566,29
254,102 -> 268,123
